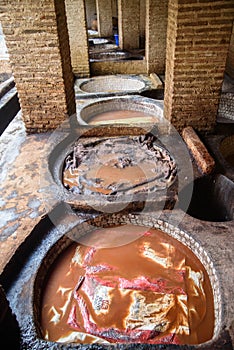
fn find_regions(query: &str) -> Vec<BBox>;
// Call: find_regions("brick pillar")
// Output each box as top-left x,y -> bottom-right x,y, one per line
139,0 -> 146,49
118,0 -> 140,50
96,0 -> 113,37
226,23 -> 234,79
112,0 -> 118,17
65,0 -> 90,77
85,0 -> 96,29
145,0 -> 168,74
0,0 -> 76,133
164,0 -> 234,133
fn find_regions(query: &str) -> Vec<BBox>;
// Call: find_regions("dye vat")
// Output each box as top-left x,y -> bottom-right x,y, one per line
179,174 -> 234,222
89,50 -> 131,62
77,96 -> 163,126
75,75 -> 150,98
40,224 -> 214,345
89,38 -> 109,45
220,135 -> 234,168
87,110 -> 156,125
80,76 -> 145,93
62,134 -> 177,196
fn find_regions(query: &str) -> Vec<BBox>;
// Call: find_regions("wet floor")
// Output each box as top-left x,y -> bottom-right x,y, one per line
0,112 -> 50,273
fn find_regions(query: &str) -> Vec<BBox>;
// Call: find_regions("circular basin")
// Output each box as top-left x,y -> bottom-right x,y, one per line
79,75 -> 146,94
37,216 -> 217,345
89,50 -> 131,62
62,134 -> 177,197
89,38 -> 109,45
77,96 -> 163,126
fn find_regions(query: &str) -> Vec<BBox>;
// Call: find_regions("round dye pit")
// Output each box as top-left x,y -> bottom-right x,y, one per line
62,134 -> 177,197
87,109 -> 156,125
89,38 -> 109,45
219,135 -> 234,168
79,75 -> 146,94
89,50 -> 131,62
77,96 -> 163,126
179,174 -> 234,222
39,223 -> 215,345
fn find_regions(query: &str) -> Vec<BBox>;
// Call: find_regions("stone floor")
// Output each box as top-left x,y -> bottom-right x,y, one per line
0,112 -> 51,273
0,31 -> 62,272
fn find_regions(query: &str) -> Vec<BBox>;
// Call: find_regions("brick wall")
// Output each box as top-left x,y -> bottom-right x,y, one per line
118,0 -> 140,50
145,0 -> 168,74
226,23 -> 234,79
0,0 -> 76,133
65,0 -> 90,77
164,0 -> 234,133
96,0 -> 113,37
90,59 -> 147,75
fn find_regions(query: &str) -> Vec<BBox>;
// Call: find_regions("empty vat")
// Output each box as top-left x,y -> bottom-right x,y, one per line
75,75 -> 151,98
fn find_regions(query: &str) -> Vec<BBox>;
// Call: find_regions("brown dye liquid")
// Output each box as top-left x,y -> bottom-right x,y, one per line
63,163 -> 150,195
63,136 -> 177,195
88,110 -> 156,125
40,225 -> 214,345
77,159 -> 155,195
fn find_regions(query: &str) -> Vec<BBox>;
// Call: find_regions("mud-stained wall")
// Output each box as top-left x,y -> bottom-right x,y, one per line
164,0 -> 234,132
0,0 -> 76,133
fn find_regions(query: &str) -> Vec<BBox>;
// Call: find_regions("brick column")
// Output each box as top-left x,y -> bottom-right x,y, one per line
112,0 -> 118,17
226,23 -> 234,79
145,0 -> 168,74
118,0 -> 140,50
164,0 -> 234,132
0,0 -> 76,133
96,0 -> 113,37
139,0 -> 146,49
85,0 -> 97,29
65,0 -> 90,77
